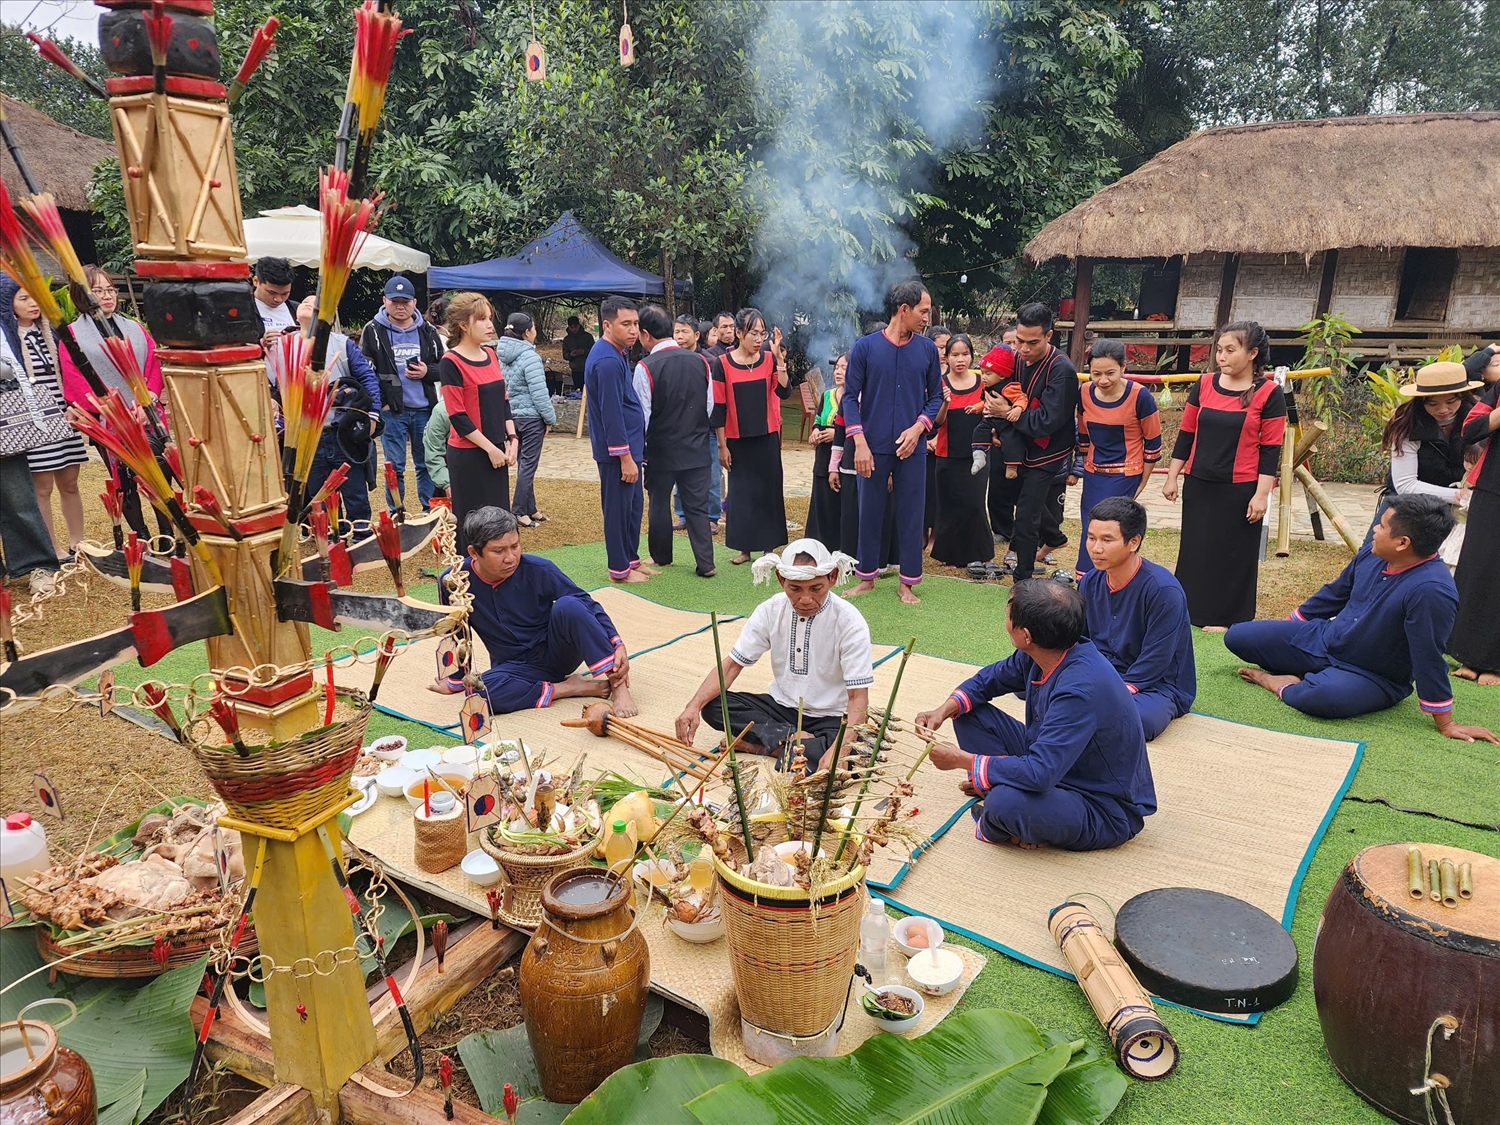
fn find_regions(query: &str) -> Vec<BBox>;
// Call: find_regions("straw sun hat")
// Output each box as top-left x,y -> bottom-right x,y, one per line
1399,360 -> 1484,397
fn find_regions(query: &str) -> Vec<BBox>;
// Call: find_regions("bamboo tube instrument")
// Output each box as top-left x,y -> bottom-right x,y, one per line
1049,900 -> 1179,1080
562,701 -> 726,783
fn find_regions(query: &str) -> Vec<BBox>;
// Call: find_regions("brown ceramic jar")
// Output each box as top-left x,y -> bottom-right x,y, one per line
0,1019 -> 97,1125
519,868 -> 649,1103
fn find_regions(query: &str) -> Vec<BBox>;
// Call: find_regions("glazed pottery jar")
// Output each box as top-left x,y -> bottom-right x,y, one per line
1,1005 -> 96,1125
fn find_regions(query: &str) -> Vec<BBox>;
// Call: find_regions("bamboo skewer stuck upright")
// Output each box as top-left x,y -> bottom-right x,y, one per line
562,702 -> 730,784
711,611 -> 756,860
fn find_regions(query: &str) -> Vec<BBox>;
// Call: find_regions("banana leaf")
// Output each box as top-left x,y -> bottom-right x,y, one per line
1038,1031 -> 1129,1125
686,1010 -> 1121,1125
1,928 -> 204,1125
563,1056 -> 747,1125
97,1070 -> 146,1125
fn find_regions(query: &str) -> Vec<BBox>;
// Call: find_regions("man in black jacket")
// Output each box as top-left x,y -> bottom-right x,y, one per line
633,305 -> 716,577
360,276 -> 444,514
999,303 -> 1079,582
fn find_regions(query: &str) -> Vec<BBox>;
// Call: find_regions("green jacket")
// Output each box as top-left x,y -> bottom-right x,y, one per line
424,401 -> 450,491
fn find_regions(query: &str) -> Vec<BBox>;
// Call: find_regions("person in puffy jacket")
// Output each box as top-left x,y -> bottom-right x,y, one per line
491,312 -> 556,527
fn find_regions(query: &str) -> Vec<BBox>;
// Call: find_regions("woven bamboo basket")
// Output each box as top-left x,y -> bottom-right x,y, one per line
36,924 -> 259,979
712,814 -> 866,1038
479,831 -> 598,931
191,688 -> 371,830
414,806 -> 467,874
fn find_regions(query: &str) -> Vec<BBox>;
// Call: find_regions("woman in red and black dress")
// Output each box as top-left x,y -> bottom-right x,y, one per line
440,292 -> 517,553
1162,321 -> 1285,629
711,307 -> 789,564
929,335 -> 995,566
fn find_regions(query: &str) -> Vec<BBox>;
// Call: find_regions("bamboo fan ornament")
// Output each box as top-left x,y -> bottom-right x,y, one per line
619,0 -> 635,67
525,2 -> 546,82
460,691 -> 492,744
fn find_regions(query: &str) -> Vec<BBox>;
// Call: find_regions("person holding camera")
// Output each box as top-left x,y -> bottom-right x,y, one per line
295,297 -> 383,524
360,276 -> 443,516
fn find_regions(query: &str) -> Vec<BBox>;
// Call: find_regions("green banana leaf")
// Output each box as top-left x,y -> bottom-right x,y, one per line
1,928 -> 204,1125
1038,1031 -> 1129,1125
686,1010 -> 1122,1125
563,1056 -> 747,1125
97,1070 -> 146,1125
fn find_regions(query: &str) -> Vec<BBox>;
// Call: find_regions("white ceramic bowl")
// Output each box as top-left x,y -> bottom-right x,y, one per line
892,916 -> 944,959
773,840 -> 826,864
347,776 -> 379,815
460,849 -> 501,886
861,984 -> 924,1032
633,858 -> 677,889
443,745 -> 488,769
906,947 -> 964,996
368,735 -> 408,761
375,766 -> 417,798
401,747 -> 443,772
667,909 -> 724,944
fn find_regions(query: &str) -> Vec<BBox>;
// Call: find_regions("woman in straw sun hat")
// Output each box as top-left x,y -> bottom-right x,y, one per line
1363,360 -> 1481,543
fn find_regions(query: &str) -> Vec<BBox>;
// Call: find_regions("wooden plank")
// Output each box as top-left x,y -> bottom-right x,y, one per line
1216,254 -> 1240,328
372,921 -> 528,1064
1068,258 -> 1093,369
1314,249 -> 1339,318
193,995 -> 277,1088
221,1085 -> 319,1125
340,1067 -> 506,1125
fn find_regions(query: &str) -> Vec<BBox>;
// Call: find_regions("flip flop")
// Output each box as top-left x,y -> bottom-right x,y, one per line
516,515 -> 536,528
966,562 -> 989,581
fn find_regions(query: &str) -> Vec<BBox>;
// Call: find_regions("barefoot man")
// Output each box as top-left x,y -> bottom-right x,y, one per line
914,580 -> 1156,851
1227,494 -> 1497,742
676,539 -> 872,769
433,507 -> 638,716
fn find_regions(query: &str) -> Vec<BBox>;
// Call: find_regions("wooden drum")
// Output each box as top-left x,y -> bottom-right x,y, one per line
1313,843 -> 1498,1124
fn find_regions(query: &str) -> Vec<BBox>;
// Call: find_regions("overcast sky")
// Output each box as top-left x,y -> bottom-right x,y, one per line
7,1 -> 101,46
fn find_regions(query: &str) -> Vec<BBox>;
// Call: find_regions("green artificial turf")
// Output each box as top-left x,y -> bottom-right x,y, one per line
106,533 -> 1499,1124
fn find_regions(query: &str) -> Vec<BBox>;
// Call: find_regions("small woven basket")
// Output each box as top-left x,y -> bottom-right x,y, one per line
479,832 -> 597,930
414,806 -> 467,874
191,688 -> 371,830
713,815 -> 866,1038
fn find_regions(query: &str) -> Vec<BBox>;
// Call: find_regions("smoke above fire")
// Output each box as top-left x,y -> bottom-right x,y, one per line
747,0 -> 997,364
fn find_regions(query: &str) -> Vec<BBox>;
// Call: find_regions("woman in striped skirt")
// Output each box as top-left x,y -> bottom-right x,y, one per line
1,277 -> 87,560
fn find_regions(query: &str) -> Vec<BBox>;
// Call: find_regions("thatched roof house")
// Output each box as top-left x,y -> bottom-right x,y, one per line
1025,113 -> 1500,363
1,94 -> 116,266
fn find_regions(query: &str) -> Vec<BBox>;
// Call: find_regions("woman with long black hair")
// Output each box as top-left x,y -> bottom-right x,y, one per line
929,334 -> 994,566
1364,369 -> 1475,543
1162,321 -> 1286,629
805,353 -> 844,546
711,307 -> 789,564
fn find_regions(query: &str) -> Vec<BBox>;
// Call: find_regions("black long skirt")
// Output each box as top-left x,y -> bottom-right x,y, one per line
725,433 -> 787,553
805,440 -> 840,548
448,443 -> 509,554
1175,476 -> 1261,628
931,457 -> 994,566
1449,488 -> 1500,673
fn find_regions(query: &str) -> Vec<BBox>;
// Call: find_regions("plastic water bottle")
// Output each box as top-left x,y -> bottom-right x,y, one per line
860,894 -> 890,979
0,812 -> 49,889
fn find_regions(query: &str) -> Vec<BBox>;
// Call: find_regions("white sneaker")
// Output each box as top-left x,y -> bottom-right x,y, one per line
28,569 -> 57,595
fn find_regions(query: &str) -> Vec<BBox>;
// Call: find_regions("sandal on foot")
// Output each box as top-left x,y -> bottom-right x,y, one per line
729,553 -> 752,565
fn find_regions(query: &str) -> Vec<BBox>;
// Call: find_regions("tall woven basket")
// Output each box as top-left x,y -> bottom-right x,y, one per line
712,816 -> 866,1039
190,688 -> 371,830
479,832 -> 597,930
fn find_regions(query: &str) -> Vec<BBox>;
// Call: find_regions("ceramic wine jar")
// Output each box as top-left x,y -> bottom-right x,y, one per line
1,1010 -> 96,1125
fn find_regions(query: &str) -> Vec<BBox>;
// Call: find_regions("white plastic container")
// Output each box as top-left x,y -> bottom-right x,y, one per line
0,812 -> 49,887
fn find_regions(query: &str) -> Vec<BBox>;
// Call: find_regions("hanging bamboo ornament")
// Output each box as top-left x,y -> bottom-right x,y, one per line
525,40 -> 547,81
1049,900 -> 1179,1080
619,1 -> 635,67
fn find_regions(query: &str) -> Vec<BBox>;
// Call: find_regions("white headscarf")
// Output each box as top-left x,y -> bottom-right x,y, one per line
751,538 -> 857,587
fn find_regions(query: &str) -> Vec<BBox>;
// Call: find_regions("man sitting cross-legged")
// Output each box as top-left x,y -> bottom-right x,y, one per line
432,506 -> 638,716
1078,496 -> 1195,740
1227,494 -> 1496,743
676,538 -> 872,770
915,580 -> 1157,851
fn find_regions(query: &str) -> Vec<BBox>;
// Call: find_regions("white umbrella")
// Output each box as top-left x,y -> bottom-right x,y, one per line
241,204 -> 430,272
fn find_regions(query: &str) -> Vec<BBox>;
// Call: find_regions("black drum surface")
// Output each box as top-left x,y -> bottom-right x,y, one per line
1114,887 -> 1299,1014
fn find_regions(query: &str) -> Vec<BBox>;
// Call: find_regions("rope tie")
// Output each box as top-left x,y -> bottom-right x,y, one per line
1409,1015 -> 1458,1125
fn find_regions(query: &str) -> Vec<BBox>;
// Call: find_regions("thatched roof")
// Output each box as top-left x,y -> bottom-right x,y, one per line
1024,112 -> 1500,263
0,95 -> 116,211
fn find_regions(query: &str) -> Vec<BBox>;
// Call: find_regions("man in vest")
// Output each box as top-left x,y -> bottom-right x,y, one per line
632,305 -> 717,577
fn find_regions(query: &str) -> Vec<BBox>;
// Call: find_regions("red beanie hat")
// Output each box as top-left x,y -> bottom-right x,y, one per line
979,344 -> 1016,378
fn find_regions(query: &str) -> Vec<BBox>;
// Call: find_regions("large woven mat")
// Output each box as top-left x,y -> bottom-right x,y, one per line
339,590 -> 742,733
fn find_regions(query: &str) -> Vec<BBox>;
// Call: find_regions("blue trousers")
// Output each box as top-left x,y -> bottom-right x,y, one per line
307,430 -> 371,524
478,597 -> 617,712
598,458 -> 643,580
1133,691 -> 1180,742
856,451 -> 925,586
1224,619 -> 1406,719
1076,471 -> 1142,576
0,453 -> 59,578
380,406 -> 434,512
675,431 -> 721,522
952,706 -> 1138,851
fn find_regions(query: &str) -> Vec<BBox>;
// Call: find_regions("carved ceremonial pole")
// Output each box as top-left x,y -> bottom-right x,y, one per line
97,0 -> 378,1112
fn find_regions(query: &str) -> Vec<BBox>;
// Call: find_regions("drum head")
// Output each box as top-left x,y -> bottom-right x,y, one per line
1115,888 -> 1298,1013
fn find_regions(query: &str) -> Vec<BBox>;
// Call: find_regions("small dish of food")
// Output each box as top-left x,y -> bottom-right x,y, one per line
906,947 -> 964,995
892,916 -> 943,958
859,984 -> 924,1032
368,735 -> 407,761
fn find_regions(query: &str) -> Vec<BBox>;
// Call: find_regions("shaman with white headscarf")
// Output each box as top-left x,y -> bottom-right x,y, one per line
676,538 -> 873,768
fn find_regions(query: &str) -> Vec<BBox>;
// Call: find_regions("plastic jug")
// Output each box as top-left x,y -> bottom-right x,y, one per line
0,812 -> 49,888
601,819 -> 637,874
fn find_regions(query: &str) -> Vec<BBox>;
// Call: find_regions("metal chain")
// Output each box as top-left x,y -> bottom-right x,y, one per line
8,550 -> 98,632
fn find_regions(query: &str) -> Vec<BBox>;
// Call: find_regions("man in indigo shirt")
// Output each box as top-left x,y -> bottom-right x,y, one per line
843,280 -> 944,604
1078,497 -> 1195,739
585,296 -> 650,584
915,581 -> 1156,851
1228,494 -> 1497,742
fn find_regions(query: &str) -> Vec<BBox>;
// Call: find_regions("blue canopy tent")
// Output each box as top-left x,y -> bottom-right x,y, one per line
428,212 -> 673,299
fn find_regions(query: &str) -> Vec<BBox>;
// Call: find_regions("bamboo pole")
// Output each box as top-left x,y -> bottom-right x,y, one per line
1294,465 -> 1360,553
1292,419 -> 1327,466
1276,425 -> 1296,557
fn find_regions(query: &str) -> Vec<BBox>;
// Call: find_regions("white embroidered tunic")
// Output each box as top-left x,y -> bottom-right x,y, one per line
728,592 -> 874,716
